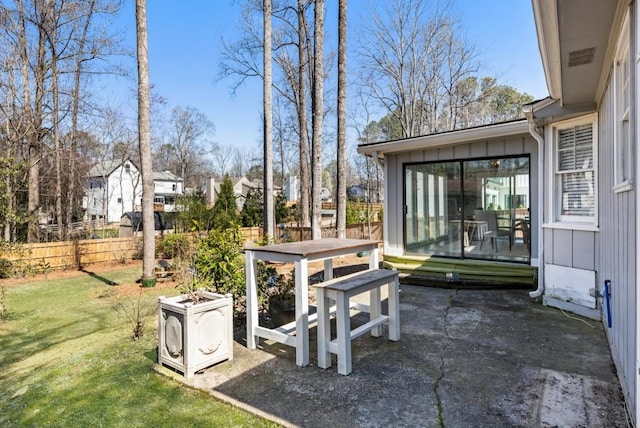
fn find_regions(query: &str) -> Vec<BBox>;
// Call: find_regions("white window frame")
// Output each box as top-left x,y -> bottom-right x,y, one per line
613,11 -> 633,192
547,113 -> 598,228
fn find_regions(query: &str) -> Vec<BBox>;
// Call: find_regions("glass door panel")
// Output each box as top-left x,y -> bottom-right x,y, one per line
405,162 -> 461,257
463,157 -> 530,262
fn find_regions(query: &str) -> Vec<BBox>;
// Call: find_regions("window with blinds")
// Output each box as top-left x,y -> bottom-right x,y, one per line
555,123 -> 595,220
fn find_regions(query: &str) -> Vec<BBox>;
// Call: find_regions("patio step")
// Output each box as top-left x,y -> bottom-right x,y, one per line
383,255 -> 536,287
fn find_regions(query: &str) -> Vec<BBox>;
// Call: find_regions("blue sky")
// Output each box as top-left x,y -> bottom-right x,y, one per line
104,0 -> 547,152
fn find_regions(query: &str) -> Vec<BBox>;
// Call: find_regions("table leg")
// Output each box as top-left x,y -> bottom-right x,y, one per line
245,251 -> 258,350
295,259 -> 309,366
369,245 -> 379,269
324,258 -> 333,281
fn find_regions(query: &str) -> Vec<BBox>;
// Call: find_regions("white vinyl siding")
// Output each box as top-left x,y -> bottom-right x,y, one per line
551,115 -> 597,225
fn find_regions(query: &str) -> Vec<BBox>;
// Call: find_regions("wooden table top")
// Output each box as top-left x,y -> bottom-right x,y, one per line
244,238 -> 380,257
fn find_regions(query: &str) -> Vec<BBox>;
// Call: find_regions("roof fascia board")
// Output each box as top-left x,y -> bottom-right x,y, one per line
532,0 -> 562,100
357,121 -> 529,156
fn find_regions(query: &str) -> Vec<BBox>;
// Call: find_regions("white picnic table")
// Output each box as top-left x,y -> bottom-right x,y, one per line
244,238 -> 380,366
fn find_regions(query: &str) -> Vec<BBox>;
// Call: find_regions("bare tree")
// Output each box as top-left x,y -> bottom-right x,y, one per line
135,0 -> 155,287
0,0 -> 122,242
297,0 -> 310,228
65,0 -> 100,239
21,0 -> 48,243
359,0 -> 478,138
166,106 -> 214,187
336,0 -> 346,238
263,0 -> 274,239
310,0 -> 324,239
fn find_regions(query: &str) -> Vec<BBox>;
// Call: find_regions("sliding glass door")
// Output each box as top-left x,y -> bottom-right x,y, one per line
404,156 -> 530,263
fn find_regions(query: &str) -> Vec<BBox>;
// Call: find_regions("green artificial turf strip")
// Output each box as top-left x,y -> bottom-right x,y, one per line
0,270 -> 278,427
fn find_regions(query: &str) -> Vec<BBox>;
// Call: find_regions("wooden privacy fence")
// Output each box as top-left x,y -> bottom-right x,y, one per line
8,227 -> 264,271
5,224 -> 380,272
279,222 -> 382,242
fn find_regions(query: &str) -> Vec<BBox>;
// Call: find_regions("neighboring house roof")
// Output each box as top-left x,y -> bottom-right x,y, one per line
87,159 -> 138,178
154,170 -> 182,182
87,161 -> 184,185
357,119 -> 529,157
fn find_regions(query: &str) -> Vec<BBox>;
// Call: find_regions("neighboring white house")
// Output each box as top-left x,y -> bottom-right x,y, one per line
205,176 -> 275,210
358,0 -> 640,422
283,176 -> 299,202
152,170 -> 183,213
83,159 -> 184,223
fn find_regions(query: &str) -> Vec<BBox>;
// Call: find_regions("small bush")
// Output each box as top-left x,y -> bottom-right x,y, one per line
0,243 -> 31,278
0,259 -> 12,279
188,226 -> 246,314
157,233 -> 191,259
112,290 -> 155,340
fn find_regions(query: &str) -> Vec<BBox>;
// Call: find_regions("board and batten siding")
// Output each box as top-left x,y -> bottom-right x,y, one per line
595,77 -> 637,413
383,134 -> 538,261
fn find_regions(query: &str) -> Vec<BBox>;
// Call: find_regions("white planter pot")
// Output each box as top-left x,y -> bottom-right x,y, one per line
157,291 -> 233,378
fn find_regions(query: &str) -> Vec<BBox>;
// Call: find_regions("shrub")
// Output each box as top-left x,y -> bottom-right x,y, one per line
157,233 -> 191,259
191,226 -> 246,314
112,290 -> 155,340
0,242 -> 30,278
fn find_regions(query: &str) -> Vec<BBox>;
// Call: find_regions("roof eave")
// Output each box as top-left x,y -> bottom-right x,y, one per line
357,120 -> 529,157
532,0 -> 562,100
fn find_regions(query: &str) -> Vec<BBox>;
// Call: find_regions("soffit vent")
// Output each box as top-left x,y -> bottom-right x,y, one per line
567,47 -> 596,67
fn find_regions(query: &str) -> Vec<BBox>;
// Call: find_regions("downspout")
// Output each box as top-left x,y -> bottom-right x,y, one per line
524,108 -> 545,298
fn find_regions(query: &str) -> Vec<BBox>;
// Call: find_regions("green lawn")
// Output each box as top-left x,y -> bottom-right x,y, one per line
0,268 -> 277,427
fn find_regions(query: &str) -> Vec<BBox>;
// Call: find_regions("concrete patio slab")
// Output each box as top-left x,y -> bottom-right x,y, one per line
157,285 -> 628,427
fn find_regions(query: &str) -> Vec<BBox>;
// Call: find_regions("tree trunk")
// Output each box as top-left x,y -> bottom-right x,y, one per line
48,6 -> 64,241
297,0 -> 310,228
135,0 -> 156,287
311,0 -> 324,239
263,0 -> 274,240
336,0 -> 347,239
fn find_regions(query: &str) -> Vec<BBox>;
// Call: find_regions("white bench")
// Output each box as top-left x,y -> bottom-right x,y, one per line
314,268 -> 400,375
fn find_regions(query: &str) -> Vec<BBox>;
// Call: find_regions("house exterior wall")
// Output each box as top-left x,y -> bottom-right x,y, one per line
154,179 -> 183,212
574,6 -> 639,416
154,180 -> 182,195
85,177 -> 107,219
383,134 -> 539,262
596,73 -> 637,415
105,164 -> 141,223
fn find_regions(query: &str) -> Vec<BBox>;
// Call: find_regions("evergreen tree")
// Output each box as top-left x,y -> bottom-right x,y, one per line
275,191 -> 289,225
241,188 -> 263,227
174,189 -> 215,232
213,175 -> 239,229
